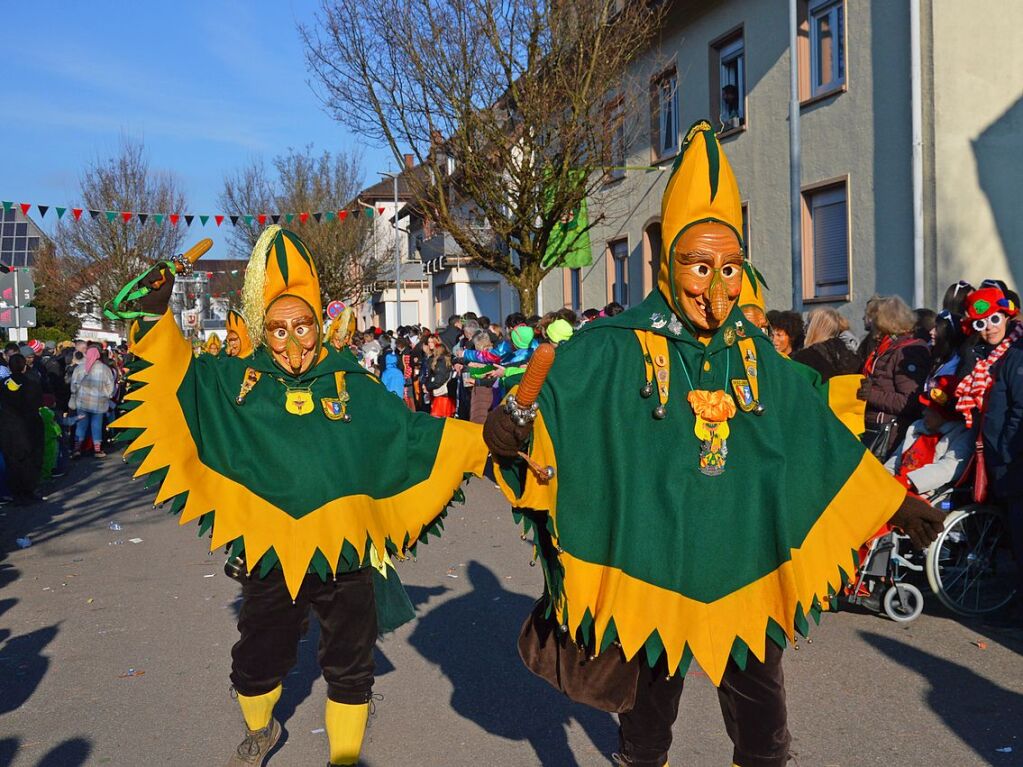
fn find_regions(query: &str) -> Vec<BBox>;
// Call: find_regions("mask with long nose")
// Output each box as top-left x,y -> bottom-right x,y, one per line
264,295 -> 320,375
671,221 -> 744,333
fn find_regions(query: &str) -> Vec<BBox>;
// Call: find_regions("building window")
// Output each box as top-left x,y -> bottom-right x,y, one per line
798,0 -> 846,102
650,67 -> 679,160
609,238 -> 630,306
810,0 -> 845,96
604,97 -> 626,182
564,268 -> 582,312
711,30 -> 745,133
801,181 -> 849,300
741,202 -> 750,260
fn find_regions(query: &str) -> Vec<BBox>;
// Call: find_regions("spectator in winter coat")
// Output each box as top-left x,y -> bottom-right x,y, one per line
792,308 -> 861,382
0,354 -> 45,505
858,296 -> 931,457
954,285 -> 1023,625
70,347 -> 116,458
380,352 -> 405,400
467,331 -> 496,424
884,376 -> 973,500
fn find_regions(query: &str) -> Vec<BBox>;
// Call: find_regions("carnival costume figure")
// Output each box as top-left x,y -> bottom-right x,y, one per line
483,122 -> 943,767
114,226 -> 488,767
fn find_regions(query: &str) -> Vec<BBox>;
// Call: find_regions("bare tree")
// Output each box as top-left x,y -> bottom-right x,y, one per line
31,239 -> 84,339
54,138 -> 187,320
219,146 -> 381,306
301,0 -> 664,313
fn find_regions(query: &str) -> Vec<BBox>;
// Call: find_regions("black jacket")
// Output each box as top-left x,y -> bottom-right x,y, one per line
982,342 -> 1023,499
792,337 -> 861,382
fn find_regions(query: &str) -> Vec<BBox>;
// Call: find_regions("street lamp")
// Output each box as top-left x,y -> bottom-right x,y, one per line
378,171 -> 401,329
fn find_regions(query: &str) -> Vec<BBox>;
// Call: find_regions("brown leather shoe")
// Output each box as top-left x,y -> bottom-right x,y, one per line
225,718 -> 281,766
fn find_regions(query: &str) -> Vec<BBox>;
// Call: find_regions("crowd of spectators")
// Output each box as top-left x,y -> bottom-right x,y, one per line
0,338 -> 127,506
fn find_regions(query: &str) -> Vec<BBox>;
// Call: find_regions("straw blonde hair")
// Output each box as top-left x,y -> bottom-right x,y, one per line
803,308 -> 846,348
873,295 -> 917,337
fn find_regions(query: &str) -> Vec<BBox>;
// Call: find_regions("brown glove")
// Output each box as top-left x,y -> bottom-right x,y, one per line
889,494 -> 945,550
137,262 -> 176,316
856,378 -> 872,401
483,406 -> 534,459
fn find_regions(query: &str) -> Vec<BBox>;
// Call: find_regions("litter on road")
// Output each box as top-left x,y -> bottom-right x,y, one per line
15,537 -> 31,548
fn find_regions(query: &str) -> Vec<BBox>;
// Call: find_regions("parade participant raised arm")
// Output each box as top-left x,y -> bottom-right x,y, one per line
114,226 -> 488,767
484,121 -> 942,767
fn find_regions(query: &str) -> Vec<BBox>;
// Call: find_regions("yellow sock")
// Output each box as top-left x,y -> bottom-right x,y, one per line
325,700 -> 369,766
236,685 -> 282,731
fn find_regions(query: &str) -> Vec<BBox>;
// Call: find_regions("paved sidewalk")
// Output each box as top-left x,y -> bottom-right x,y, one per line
0,454 -> 1021,766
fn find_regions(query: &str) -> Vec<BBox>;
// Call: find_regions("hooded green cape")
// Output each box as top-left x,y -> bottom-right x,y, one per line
497,290 -> 904,685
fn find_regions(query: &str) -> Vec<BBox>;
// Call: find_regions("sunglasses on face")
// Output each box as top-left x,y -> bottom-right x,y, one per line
972,313 -> 1006,332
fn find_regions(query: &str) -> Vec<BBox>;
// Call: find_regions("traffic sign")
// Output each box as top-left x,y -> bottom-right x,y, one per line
0,307 -> 36,328
0,271 -> 35,307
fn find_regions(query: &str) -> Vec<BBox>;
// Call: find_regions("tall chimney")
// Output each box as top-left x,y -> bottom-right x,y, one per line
404,153 -> 415,170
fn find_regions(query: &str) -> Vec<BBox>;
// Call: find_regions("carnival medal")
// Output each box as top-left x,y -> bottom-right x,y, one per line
687,390 -> 737,476
284,386 -> 314,415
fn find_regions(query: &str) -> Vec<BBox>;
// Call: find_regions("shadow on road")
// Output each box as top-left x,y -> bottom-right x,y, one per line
408,560 -> 617,767
860,630 -> 1022,765
0,736 -> 93,767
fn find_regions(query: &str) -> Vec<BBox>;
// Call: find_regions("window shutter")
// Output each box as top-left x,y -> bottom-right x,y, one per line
812,195 -> 848,295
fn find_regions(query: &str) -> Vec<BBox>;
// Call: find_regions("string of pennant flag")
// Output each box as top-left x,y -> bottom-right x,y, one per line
1,200 -> 388,226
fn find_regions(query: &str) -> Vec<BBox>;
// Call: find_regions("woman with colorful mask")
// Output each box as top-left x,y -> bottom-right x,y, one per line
955,285 -> 1023,626
483,121 -> 944,767
113,226 -> 488,767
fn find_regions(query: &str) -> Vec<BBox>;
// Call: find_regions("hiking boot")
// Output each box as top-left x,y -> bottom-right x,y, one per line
226,718 -> 281,767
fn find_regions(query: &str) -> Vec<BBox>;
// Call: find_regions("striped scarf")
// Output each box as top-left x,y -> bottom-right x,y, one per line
955,322 -> 1023,428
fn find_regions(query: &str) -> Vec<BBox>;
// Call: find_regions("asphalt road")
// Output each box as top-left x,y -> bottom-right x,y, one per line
1,453 -> 1021,767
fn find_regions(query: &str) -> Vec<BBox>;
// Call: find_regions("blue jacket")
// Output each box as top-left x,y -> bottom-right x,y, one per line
462,338 -> 537,368
982,342 -> 1023,499
380,353 -> 406,399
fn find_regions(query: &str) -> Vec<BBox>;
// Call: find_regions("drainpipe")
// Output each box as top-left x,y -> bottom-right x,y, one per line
789,0 -> 803,313
910,0 -> 925,308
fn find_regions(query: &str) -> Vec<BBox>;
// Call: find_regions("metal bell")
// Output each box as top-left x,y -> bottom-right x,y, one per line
640,381 -> 654,399
653,404 -> 667,420
753,402 -> 766,416
342,413 -> 352,423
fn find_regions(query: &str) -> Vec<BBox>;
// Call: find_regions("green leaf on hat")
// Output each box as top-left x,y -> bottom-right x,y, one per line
973,299 -> 991,314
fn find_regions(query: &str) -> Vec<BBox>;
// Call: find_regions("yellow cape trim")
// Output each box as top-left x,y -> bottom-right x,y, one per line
114,311 -> 488,598
828,374 -> 867,437
496,410 -> 904,686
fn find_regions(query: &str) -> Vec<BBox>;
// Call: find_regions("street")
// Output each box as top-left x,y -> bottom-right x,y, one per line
1,455 -> 1021,767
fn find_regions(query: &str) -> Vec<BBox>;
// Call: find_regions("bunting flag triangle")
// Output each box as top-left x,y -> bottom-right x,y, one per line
285,213 -> 294,224
243,215 -> 253,226
338,210 -> 348,221
184,214 -> 194,226
72,208 -> 83,221
121,211 -> 132,222
154,213 -> 164,226
271,214 -> 281,224
169,214 -> 180,225
324,211 -> 335,222
200,215 -> 209,226
138,213 -> 149,225
377,206 -> 385,215
230,215 -> 240,226
313,212 -> 322,223
105,211 -> 117,222
37,205 -> 49,218
299,212 -> 309,224
215,215 -> 224,227
20,203 -> 31,215
56,207 -> 66,219
1,202 -> 12,212
89,210 -> 101,220
363,208 -> 374,219
257,214 -> 267,226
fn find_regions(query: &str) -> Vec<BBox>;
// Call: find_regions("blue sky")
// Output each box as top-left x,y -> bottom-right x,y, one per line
0,0 -> 393,256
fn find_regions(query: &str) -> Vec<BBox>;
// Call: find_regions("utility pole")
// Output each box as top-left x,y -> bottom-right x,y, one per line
789,0 -> 803,313
379,171 -> 402,329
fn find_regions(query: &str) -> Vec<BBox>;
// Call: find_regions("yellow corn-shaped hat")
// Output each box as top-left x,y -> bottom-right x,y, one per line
659,120 -> 745,316
242,226 -> 323,348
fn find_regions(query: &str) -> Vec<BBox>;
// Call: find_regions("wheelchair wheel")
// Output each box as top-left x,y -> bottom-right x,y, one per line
926,506 -> 1018,617
883,583 -> 924,622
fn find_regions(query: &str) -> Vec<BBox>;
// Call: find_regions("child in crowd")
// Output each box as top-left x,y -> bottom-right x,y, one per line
884,376 -> 974,500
